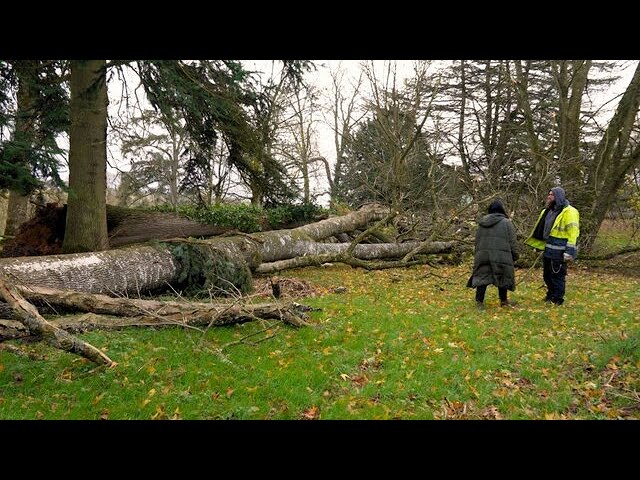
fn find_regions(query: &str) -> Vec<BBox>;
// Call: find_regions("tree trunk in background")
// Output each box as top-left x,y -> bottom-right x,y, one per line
0,191 -> 8,235
581,62 -> 640,251
4,191 -> 30,236
62,60 -> 109,253
5,61 -> 38,236
553,60 -> 591,192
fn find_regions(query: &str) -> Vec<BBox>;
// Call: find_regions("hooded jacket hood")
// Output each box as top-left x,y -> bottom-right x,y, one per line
479,212 -> 506,228
551,186 -> 569,209
542,186 -> 570,239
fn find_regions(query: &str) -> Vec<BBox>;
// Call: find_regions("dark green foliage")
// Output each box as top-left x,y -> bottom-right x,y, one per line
0,61 -> 16,136
265,203 -> 326,228
166,242 -> 253,297
0,148 -> 40,192
137,62 -> 254,177
279,60 -> 316,88
134,60 -> 302,208
152,202 -> 327,232
161,203 -> 263,232
0,60 -> 69,194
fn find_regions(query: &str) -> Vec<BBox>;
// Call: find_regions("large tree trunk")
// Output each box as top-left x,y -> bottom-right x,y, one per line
5,192 -> 30,236
106,205 -> 231,247
0,204 -> 457,296
581,62 -> 640,252
63,60 -> 109,253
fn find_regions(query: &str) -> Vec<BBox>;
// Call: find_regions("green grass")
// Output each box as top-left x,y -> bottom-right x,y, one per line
1,260 -> 639,420
591,219 -> 640,254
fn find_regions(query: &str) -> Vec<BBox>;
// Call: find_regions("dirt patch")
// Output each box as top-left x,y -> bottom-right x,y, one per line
1,203 -> 65,257
252,276 -> 325,299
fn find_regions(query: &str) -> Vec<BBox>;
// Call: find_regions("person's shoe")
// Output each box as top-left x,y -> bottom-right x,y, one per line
550,298 -> 564,306
501,300 -> 517,308
476,301 -> 485,310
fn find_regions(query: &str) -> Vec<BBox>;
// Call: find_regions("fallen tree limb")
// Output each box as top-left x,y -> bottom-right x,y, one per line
0,342 -> 46,360
256,240 -> 456,274
578,245 -> 640,260
0,276 -> 115,366
0,284 -> 313,341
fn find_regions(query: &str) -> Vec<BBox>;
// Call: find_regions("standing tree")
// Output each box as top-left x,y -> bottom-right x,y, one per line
279,84 -> 325,204
0,60 -> 68,235
581,62 -> 640,249
325,62 -> 367,207
110,107 -> 188,209
62,60 -> 109,253
338,61 -> 440,215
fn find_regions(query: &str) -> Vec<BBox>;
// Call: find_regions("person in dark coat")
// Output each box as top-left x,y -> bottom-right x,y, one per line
467,199 -> 519,309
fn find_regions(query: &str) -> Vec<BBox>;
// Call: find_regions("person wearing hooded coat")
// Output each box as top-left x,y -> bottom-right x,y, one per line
525,186 -> 580,305
467,199 -> 519,309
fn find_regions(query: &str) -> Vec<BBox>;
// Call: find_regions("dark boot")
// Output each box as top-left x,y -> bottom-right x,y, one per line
476,301 -> 485,310
501,299 -> 517,308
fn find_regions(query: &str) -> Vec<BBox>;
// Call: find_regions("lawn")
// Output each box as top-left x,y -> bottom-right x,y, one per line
1,258 -> 638,420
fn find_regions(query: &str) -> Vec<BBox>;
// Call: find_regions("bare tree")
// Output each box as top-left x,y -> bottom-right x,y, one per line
342,61 -> 439,212
325,62 -> 367,206
110,108 -> 187,209
277,85 -> 327,204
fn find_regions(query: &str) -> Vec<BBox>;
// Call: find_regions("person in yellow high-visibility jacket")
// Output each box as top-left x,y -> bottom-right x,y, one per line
525,186 -> 580,305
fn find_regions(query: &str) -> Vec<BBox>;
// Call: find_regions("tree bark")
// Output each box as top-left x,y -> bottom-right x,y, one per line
5,192 -> 30,236
0,203 -> 457,296
581,62 -> 640,251
63,60 -> 109,253
106,205 -> 232,247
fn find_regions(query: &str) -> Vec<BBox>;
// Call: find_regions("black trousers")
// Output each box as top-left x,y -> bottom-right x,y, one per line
543,257 -> 567,304
475,285 -> 507,303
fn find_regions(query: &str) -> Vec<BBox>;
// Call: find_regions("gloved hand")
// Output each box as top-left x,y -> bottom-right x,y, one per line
563,253 -> 574,263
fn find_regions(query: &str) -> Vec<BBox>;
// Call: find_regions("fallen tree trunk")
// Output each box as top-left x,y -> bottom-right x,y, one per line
0,276 -> 115,366
256,241 -> 456,274
106,205 -> 233,247
2,203 -> 330,257
0,203 -> 459,296
1,204 -> 234,258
